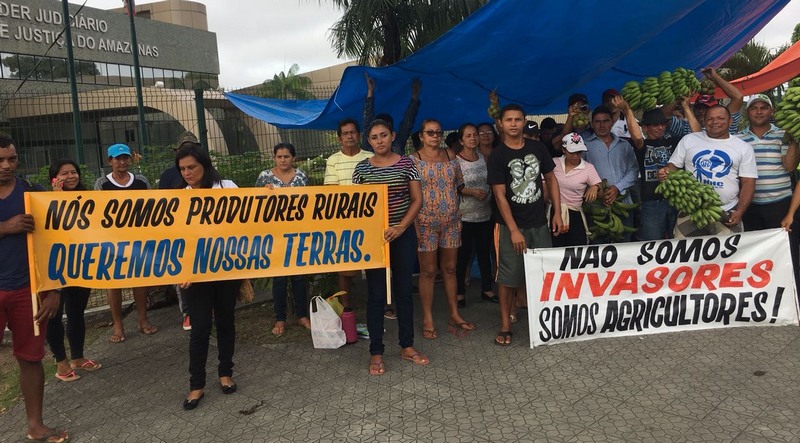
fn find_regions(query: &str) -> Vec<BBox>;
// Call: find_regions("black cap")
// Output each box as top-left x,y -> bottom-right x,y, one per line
523,120 -> 539,136
640,108 -> 668,125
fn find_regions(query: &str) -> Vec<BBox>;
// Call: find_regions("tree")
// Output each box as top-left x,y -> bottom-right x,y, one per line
792,22 -> 800,44
720,40 -> 790,102
324,0 -> 488,66
256,64 -> 315,99
720,41 -> 777,80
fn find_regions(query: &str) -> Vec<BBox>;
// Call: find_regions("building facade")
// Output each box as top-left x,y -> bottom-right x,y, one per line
0,0 -> 227,175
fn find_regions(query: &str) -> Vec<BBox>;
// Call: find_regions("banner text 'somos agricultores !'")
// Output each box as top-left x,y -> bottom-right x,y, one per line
525,229 -> 799,347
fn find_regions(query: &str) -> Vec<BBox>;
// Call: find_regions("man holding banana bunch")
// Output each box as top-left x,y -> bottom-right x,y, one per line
658,105 -> 758,237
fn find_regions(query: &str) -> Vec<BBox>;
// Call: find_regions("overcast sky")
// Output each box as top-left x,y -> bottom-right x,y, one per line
86,0 -> 800,89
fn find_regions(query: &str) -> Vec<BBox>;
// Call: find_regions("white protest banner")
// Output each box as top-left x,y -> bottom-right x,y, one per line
525,229 -> 799,348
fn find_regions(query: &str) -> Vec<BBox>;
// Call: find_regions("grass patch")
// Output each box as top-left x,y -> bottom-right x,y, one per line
0,318 -> 107,414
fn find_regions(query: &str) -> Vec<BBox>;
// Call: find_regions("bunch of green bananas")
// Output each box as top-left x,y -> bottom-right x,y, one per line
654,169 -> 724,228
487,90 -> 500,120
583,180 -> 639,241
573,111 -> 590,129
620,67 -> 701,112
699,78 -> 717,96
775,77 -> 800,142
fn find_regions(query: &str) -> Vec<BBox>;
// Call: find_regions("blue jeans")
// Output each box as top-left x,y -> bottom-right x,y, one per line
365,228 -> 417,356
272,275 -> 309,321
640,200 -> 678,241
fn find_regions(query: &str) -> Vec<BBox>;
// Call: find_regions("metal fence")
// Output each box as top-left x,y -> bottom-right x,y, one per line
0,84 -> 342,188
0,83 -> 345,309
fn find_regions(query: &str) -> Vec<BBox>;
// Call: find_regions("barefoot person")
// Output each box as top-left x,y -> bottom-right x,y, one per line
411,119 -> 475,338
256,143 -> 311,336
0,136 -> 68,442
176,143 -> 240,410
487,105 -> 563,346
353,119 -> 428,375
46,159 -> 102,382
93,144 -> 157,342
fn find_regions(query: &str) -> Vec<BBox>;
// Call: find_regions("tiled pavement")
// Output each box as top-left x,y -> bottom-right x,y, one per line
2,280 -> 800,442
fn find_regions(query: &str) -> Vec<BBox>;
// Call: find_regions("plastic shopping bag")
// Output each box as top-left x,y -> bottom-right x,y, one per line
310,296 -> 346,349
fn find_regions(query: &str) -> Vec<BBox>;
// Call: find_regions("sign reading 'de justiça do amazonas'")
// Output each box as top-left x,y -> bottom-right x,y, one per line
25,185 -> 389,291
525,229 -> 800,348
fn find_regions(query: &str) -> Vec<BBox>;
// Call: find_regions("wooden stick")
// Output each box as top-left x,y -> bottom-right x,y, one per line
386,267 -> 392,305
23,193 -> 40,336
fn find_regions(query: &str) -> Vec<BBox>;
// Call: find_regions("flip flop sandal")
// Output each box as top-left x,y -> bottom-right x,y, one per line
495,331 -> 512,346
401,352 -> 430,366
26,430 -> 69,442
422,329 -> 438,340
72,359 -> 102,372
54,370 -> 81,382
109,334 -> 126,344
447,322 -> 476,338
369,360 -> 386,376
138,325 -> 159,335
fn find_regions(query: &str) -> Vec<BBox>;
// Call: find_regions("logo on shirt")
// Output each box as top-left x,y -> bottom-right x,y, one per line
509,154 -> 541,204
643,145 -> 671,182
691,149 -> 731,187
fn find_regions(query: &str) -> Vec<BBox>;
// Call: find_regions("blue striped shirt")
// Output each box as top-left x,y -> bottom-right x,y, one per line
737,124 -> 792,204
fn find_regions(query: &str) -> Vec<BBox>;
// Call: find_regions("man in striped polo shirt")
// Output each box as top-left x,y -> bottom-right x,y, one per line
737,94 -> 800,231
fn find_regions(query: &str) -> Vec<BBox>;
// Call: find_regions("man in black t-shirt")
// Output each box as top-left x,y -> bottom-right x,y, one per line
486,104 -> 563,346
629,108 -> 680,240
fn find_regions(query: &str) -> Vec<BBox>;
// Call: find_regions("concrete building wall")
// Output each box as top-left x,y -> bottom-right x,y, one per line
0,0 -> 218,74
112,0 -> 209,31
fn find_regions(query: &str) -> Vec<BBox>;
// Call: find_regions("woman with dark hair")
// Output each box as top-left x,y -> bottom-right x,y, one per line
412,119 -> 475,339
46,159 -> 102,382
255,143 -> 310,336
176,143 -> 240,410
353,119 -> 427,375
477,122 -> 499,160
454,124 -> 495,307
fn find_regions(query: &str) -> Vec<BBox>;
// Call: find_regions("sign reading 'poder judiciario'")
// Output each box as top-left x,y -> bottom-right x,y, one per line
25,185 -> 389,291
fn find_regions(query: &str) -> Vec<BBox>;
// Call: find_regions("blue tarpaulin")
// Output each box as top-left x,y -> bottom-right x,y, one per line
226,0 -> 790,130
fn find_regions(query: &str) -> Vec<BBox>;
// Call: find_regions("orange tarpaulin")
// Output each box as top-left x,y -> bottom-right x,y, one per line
712,40 -> 800,98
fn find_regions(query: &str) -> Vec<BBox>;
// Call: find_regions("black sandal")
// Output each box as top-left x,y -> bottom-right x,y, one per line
495,331 -> 512,346
481,292 -> 499,303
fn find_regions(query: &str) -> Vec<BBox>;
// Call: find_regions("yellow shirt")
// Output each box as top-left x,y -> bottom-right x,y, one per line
323,149 -> 374,185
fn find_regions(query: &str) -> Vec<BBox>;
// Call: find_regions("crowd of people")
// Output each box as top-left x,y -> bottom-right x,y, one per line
2,67 -> 799,441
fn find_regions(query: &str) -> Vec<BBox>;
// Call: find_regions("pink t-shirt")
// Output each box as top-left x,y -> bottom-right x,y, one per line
553,157 -> 602,208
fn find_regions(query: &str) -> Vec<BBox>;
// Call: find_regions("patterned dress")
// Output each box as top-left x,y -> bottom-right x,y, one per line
255,168 -> 309,188
411,152 -> 464,227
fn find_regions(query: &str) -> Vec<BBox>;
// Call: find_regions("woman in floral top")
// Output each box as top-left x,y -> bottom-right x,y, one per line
255,143 -> 310,336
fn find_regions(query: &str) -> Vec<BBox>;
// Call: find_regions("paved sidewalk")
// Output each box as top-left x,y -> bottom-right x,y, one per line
2,280 -> 800,442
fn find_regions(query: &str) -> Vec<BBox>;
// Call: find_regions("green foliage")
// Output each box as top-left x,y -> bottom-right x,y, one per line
256,64 -> 315,100
210,150 -> 274,187
28,163 -> 97,189
792,22 -> 800,44
308,272 -> 339,298
721,40 -> 788,101
325,0 -> 488,66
